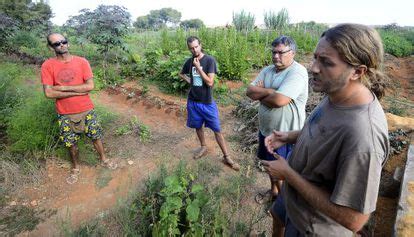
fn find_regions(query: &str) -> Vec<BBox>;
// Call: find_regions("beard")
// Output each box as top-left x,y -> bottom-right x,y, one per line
311,70 -> 350,94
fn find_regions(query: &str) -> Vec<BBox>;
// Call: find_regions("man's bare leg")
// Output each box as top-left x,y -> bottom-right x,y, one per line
194,128 -> 207,159
92,139 -> 107,162
213,131 -> 228,156
196,127 -> 206,147
68,144 -> 80,169
270,175 -> 279,197
272,215 -> 285,237
214,131 -> 240,170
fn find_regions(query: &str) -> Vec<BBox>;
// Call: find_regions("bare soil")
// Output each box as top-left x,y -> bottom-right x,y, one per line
3,55 -> 413,236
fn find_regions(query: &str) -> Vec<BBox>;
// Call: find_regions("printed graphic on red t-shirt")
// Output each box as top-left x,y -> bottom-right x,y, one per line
57,68 -> 75,83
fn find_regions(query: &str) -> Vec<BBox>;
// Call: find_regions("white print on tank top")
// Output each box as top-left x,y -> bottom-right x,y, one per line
192,66 -> 203,87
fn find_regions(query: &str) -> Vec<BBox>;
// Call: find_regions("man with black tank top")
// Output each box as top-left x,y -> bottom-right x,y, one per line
179,36 -> 240,171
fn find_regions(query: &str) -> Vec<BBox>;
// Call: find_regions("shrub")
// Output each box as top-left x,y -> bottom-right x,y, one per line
7,93 -> 58,154
232,10 -> 255,32
150,50 -> 189,94
380,29 -> 413,57
134,162 -> 228,236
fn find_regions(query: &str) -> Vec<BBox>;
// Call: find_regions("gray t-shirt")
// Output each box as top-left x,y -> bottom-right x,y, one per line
285,96 -> 390,236
251,61 -> 308,136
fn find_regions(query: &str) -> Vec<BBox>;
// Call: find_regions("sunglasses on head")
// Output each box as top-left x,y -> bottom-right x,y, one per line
50,40 -> 68,48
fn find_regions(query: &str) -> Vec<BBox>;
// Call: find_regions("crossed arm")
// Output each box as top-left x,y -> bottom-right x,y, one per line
246,80 -> 291,108
43,78 -> 94,99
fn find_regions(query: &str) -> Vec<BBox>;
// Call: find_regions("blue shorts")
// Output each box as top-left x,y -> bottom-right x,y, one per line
271,194 -> 303,237
186,100 -> 221,132
257,132 -> 293,161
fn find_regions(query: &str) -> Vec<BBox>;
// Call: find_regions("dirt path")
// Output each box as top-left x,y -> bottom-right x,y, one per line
15,82 -> 261,236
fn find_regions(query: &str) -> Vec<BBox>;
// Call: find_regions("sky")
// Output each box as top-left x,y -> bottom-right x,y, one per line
46,0 -> 413,27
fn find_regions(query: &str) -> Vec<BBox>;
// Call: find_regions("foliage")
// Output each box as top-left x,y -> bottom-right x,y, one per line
0,13 -> 19,51
134,8 -> 182,30
133,15 -> 150,30
180,19 -> 205,29
0,62 -> 27,125
7,93 -> 58,154
378,25 -> 414,57
93,64 -> 124,86
134,162 -> 228,236
10,30 -> 40,49
264,8 -> 290,31
65,5 -> 131,56
0,205 -> 55,236
294,21 -> 329,33
214,28 -> 251,80
0,0 -> 52,36
232,10 -> 255,32
115,116 -> 151,143
150,50 -> 189,94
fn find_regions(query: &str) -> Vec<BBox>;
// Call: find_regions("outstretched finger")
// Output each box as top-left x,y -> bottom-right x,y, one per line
272,153 -> 281,160
261,160 -> 270,167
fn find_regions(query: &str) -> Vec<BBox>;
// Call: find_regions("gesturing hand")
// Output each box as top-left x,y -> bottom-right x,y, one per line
193,57 -> 201,69
265,130 -> 288,154
261,154 -> 290,180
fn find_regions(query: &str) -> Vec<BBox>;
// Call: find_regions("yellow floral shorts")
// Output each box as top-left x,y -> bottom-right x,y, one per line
58,110 -> 103,147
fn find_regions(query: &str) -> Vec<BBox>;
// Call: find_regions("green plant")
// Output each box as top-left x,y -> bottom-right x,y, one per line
264,8 -> 290,31
7,93 -> 58,154
232,10 -> 255,32
95,168 -> 112,189
138,123 -> 151,143
379,29 -> 413,57
131,162 -> 230,236
0,206 -> 56,236
150,49 -> 189,94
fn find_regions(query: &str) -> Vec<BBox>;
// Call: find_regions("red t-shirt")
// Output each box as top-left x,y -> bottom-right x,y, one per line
41,56 -> 94,114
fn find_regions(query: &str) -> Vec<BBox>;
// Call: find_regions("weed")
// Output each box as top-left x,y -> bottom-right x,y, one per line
95,168 -> 113,189
114,116 -> 151,143
0,206 -> 56,236
138,123 -> 151,143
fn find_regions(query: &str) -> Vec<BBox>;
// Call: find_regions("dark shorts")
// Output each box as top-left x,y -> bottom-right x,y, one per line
58,110 -> 103,147
271,194 -> 303,237
186,100 -> 221,132
257,132 -> 293,161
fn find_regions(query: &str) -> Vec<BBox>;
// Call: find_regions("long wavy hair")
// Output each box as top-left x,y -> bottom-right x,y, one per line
321,24 -> 387,99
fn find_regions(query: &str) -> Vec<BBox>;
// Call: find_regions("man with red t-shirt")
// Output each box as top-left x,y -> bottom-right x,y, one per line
41,33 -> 116,184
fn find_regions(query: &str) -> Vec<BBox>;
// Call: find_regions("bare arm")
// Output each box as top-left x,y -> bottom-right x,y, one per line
52,78 -> 94,93
260,92 -> 292,108
179,73 -> 191,84
246,84 -> 274,100
43,85 -> 88,99
246,80 -> 292,108
262,156 -> 370,232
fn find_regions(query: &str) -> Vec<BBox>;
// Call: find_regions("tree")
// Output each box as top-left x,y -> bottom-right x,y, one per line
65,5 -> 131,81
0,0 -> 52,35
232,10 -> 255,32
180,19 -> 205,29
65,5 -> 131,55
133,7 -> 181,30
133,15 -> 150,29
0,13 -> 19,51
264,8 -> 289,31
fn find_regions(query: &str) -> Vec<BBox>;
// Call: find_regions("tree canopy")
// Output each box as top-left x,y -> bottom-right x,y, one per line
0,0 -> 52,34
134,8 -> 181,30
232,10 -> 255,32
65,5 -> 131,54
180,19 -> 205,29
